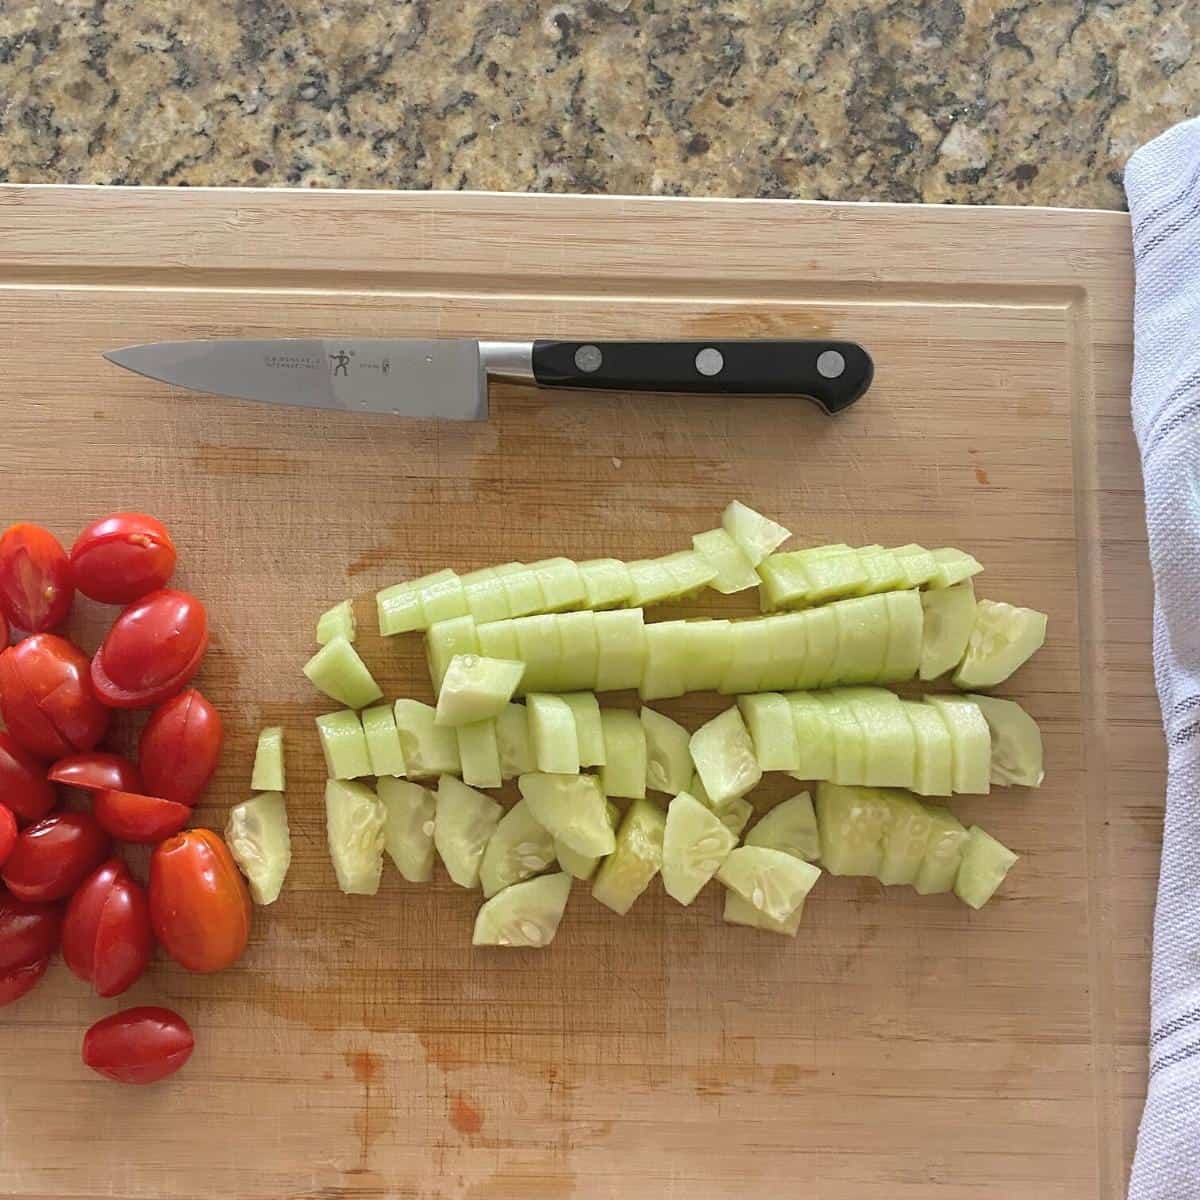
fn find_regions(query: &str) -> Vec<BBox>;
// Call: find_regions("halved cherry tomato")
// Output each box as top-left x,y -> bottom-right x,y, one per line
138,689 -> 222,806
49,751 -> 142,795
91,590 -> 209,710
93,790 -> 190,845
0,891 -> 62,973
70,513 -> 177,605
0,958 -> 49,1006
0,804 -> 16,868
0,611 -> 7,650
0,634 -> 110,758
0,731 -> 55,824
62,858 -> 152,997
0,523 -> 73,634
149,828 -> 251,973
2,811 -> 110,902
82,1006 -> 194,1084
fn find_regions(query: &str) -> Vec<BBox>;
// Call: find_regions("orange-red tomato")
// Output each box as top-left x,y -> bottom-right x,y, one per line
2,811 -> 111,902
138,689 -> 222,806
149,829 -> 251,973
48,752 -> 142,795
0,957 -> 49,1006
0,804 -> 15,869
0,523 -> 73,634
82,1006 -> 194,1084
70,513 -> 176,605
93,790 -> 191,845
0,731 -> 56,824
62,858 -> 152,997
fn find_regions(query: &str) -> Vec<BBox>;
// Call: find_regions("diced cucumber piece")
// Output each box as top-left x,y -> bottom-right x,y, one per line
393,699 -> 461,778
718,619 -> 771,695
795,605 -> 837,689
814,782 -> 891,877
434,654 -> 525,727
952,600 -> 1048,689
640,621 -> 690,701
738,693 -> 801,771
514,614 -> 562,693
902,701 -> 954,796
479,799 -> 556,898
560,693 -> 605,766
598,708 -> 647,799
434,775 -> 502,888
473,871 -> 573,947
746,792 -> 820,861
692,528 -> 760,594
225,791 -> 291,905
881,590 -> 923,683
660,549 -> 718,597
662,791 -> 737,905
689,770 -> 753,836
839,687 -> 914,788
855,546 -> 908,595
798,547 -> 868,603
923,695 -> 991,794
316,599 -> 357,646
555,801 -> 618,880
920,580 -> 977,681
723,888 -> 805,936
785,692 -> 836,782
250,726 -> 285,793
891,544 -> 940,588
304,635 -> 384,710
682,619 -> 734,692
426,615 -> 481,693
876,790 -> 933,886
556,611 -> 599,692
528,557 -> 585,612
592,798 -> 666,914
501,567 -> 546,619
419,568 -> 470,624
361,704 -> 408,778
378,777 -> 436,883
518,772 -> 615,858
928,547 -> 983,589
579,558 -> 634,610
829,595 -> 889,684
461,567 -> 512,624
913,804 -> 968,895
477,618 -> 520,662
526,694 -> 580,774
761,612 -> 809,691
690,707 -> 762,805
377,581 -> 425,636
593,608 -> 646,691
954,826 -> 1018,908
756,552 -> 812,611
456,719 -> 503,789
316,710 -> 372,780
722,500 -> 791,567
627,558 -> 679,607
641,707 -> 692,794
967,693 -> 1044,787
325,779 -> 386,895
815,691 -> 866,785
717,846 -> 820,923
496,702 -> 536,779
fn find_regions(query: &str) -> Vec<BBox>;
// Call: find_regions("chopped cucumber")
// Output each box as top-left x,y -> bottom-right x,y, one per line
555,801 -> 618,880
627,558 -> 680,607
479,799 -> 557,898
378,777 -> 436,883
426,615 -> 481,693
738,693 -> 801,771
598,708 -> 647,799
682,620 -> 734,692
518,772 -> 615,858
530,557 -> 586,612
928,547 -> 983,589
456,719 -> 503,789
690,707 -> 762,806
316,710 -> 372,780
641,707 -> 692,794
496,702 -> 536,779
304,635 -> 383,710
225,791 -> 291,905
640,621 -> 690,700
579,558 -> 634,610
377,580 -> 425,636
473,871 -> 573,948
967,693 -> 1044,787
527,694 -> 580,774
516,614 -> 564,694
785,692 -> 836,782
592,797 -> 666,915
855,546 -> 908,595
798,546 -> 868,603
660,549 -> 718,597
593,608 -> 646,692
560,692 -> 606,766
316,599 -> 357,646
477,618 -> 521,662
881,590 -> 924,682
501,566 -> 547,619
756,552 -> 812,611
902,701 -> 954,796
913,804 -> 968,895
840,687 -> 914,789
815,691 -> 866,786
761,612 -> 809,691
689,771 -> 753,835
250,726 -> 285,793
361,704 -> 408,778
723,888 -> 805,936
419,568 -> 470,624
717,846 -> 820,923
952,600 -> 1048,688
919,580 -> 977,681
954,826 -> 1018,908
789,605 -> 834,689
434,654 -> 525,727
923,695 -> 991,794
662,791 -> 737,905
891,543 -> 940,588
434,775 -> 502,888
718,619 -> 771,695
745,792 -> 820,862
556,611 -> 599,692
325,779 -> 387,895
722,500 -> 791,567
876,790 -> 933,886
393,699 -> 461,778
692,528 -> 760,594
815,782 -> 893,877
829,595 -> 889,684
462,566 -> 513,624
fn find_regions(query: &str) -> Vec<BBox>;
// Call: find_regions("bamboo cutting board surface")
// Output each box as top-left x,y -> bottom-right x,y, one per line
0,186 -> 1154,1200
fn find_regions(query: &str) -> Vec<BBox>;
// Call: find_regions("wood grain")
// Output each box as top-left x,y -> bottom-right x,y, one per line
0,186 -> 1152,1200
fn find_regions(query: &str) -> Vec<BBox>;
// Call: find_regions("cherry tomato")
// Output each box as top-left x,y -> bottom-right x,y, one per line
91,590 -> 209,710
0,892 -> 62,973
93,790 -> 191,845
70,513 -> 177,605
0,523 -> 73,634
2,811 -> 110,902
62,858 -> 152,997
0,958 -> 49,1006
0,634 -> 110,758
0,731 -> 55,824
149,828 -> 251,973
0,804 -> 15,868
49,752 -> 142,795
0,611 -> 7,650
138,689 -> 222,806
82,1006 -> 194,1085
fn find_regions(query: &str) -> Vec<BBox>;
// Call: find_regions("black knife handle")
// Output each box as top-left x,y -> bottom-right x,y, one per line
530,340 -> 872,414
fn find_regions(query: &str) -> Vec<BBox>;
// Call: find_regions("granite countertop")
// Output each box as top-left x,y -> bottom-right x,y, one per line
0,0 -> 1195,209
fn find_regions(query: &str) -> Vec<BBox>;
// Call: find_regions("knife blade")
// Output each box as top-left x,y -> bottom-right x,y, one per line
103,337 -> 873,421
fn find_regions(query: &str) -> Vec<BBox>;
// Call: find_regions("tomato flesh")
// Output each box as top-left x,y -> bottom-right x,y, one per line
139,689 -> 222,806
0,891 -> 62,973
49,752 -> 142,795
0,731 -> 56,824
70,513 -> 177,605
0,957 -> 49,1006
82,1006 -> 194,1085
63,858 -> 152,997
93,789 -> 191,845
0,523 -> 73,634
2,811 -> 111,902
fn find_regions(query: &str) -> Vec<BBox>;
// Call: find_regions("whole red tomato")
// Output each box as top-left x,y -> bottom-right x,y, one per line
93,790 -> 191,845
0,731 -> 56,824
0,958 -> 49,1006
62,858 -> 152,997
0,523 -> 73,634
49,752 -> 142,795
0,804 -> 16,869
2,811 -> 111,902
82,1006 -> 194,1084
0,634 -> 110,759
91,590 -> 209,710
0,891 -> 62,973
70,513 -> 177,606
139,689 -> 222,806
149,828 -> 251,973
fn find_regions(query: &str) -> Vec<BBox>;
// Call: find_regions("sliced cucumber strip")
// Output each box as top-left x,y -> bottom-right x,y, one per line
225,791 -> 291,905
361,704 -> 408,778
717,846 -> 820,923
434,654 -> 525,727
682,619 -> 734,693
798,546 -> 867,603
426,614 -> 481,693
393,699 -> 461,778
378,777 -> 436,883
527,557 -> 584,612
579,558 -> 634,610
434,775 -> 502,888
555,801 -> 618,880
692,528 -> 760,594
756,552 -> 812,611
815,691 -> 866,786
640,620 -> 691,700
876,790 -> 933,886
419,568 -> 470,624
598,708 -> 647,799
250,726 -> 285,793
829,595 -> 889,684
902,701 -> 954,796
718,619 -> 771,695
325,779 -> 387,895
593,608 -> 646,691
627,558 -> 680,607
967,693 -> 1044,787
745,792 -> 819,861
496,702 -> 536,779
928,547 -> 983,589
316,710 -> 372,780
785,692 -> 836,782
913,804 -> 968,895
556,611 -> 599,693
473,871 -> 573,947
527,693 -> 580,774
881,590 -> 924,683
722,888 -> 805,936
462,566 -> 513,624
662,791 -> 737,905
814,782 -> 892,877
919,580 -> 977,681
855,546 -> 908,595
456,719 -> 503,789
690,706 -> 762,805
501,567 -> 546,619
304,635 -> 383,710
738,693 -> 801,772
641,707 -> 692,794
660,549 -> 718,597
722,500 -> 791,567
952,599 -> 1048,689
518,772 -> 614,858
515,614 -> 564,694
479,799 -> 557,898
561,692 -> 606,766
477,618 -> 521,662
954,826 -> 1018,908
761,612 -> 809,691
923,695 -> 991,794
592,797 -> 666,915
891,543 -> 940,588
839,687 -> 914,789
316,599 -> 357,646
377,580 -> 425,636
795,605 -> 837,689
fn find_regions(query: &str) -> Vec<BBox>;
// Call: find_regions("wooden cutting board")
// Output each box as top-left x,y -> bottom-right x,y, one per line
0,186 -> 1156,1200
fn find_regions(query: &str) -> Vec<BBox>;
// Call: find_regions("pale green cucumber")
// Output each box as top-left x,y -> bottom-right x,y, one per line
501,566 -> 546,618
723,889 -> 805,936
518,772 -> 615,858
598,708 -> 647,799
692,527 -> 760,594
722,500 -> 791,567
795,606 -> 838,689
640,621 -> 690,701
555,801 -> 618,880
556,611 -> 599,692
923,695 -> 991,794
304,635 -> 383,710
479,799 -> 557,898
902,701 -> 954,796
592,798 -> 666,915
530,557 -> 586,612
434,654 -> 525,727
225,792 -> 291,905
919,580 -> 977,681
662,791 -> 737,905
477,618 -> 520,662
377,777 -> 436,883
876,790 -> 933,886
627,558 -> 681,607
419,568 -> 470,624
316,599 -> 357,646
527,694 -> 580,774
690,771 -> 755,837
426,614 -> 481,693
561,692 -> 606,766
784,692 -> 837,782
967,694 -> 1044,787
891,544 -> 940,588
641,707 -> 692,794
682,619 -> 734,693
593,609 -> 646,691
737,693 -> 801,772
456,719 -> 503,789
316,710 -> 372,780
855,546 -> 908,595
690,707 -> 762,805
377,580 -> 425,636
496,702 -> 536,779
927,547 -> 983,589
361,704 -> 408,778
461,567 -> 513,624
745,792 -> 819,861
762,612 -> 810,691
250,726 -> 285,793
473,872 -> 573,947
815,692 -> 867,785
913,804 -> 968,895
579,558 -> 634,610
716,846 -> 820,924
953,826 -> 1018,908
952,600 -> 1047,688
756,552 -> 812,611
839,687 -> 914,789
660,549 -> 718,597
828,595 -> 889,685
393,699 -> 461,778
814,782 -> 892,877
881,590 -> 924,683
717,619 -> 771,695
797,546 -> 867,603
434,775 -> 502,888
516,614 -> 564,693
325,779 -> 387,895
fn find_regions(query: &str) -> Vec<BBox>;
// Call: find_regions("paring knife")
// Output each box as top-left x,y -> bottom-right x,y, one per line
103,337 -> 874,421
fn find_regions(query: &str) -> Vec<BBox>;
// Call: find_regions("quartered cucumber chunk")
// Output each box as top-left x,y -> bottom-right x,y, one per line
738,693 -> 801,771
473,871 -> 573,948
556,611 -> 599,693
393,699 -> 461,778
527,693 -> 580,774
902,701 -> 954,796
461,566 -> 513,624
518,772 -> 615,858
745,792 -> 820,862
682,619 -> 734,693
598,708 -> 647,800
722,500 -> 791,567
555,801 -> 618,880
500,565 -> 547,619
891,543 -> 940,588
692,527 -> 760,594
579,558 -> 634,610
816,691 -> 866,786
952,600 -> 1048,689
434,654 -> 525,727
815,782 -> 892,877
839,687 -> 914,788
426,615 -> 482,694
434,775 -> 502,889
325,779 -> 387,895
881,590 -> 924,683
855,545 -> 908,595
627,558 -> 680,607
515,614 -> 564,694
919,580 -> 977,681
640,620 -> 690,700
798,546 -> 868,604
641,707 -> 692,794
923,695 -> 991,794
690,707 -> 762,806
250,726 -> 285,793
795,605 -> 837,689
967,693 -> 1044,787
829,595 -> 889,684
662,791 -> 737,905
378,777 -> 436,883
718,619 -> 771,695
479,799 -> 557,898
785,692 -> 836,782
660,549 -> 718,597
592,798 -> 666,915
530,557 -> 586,612
225,791 -> 291,905
377,579 -> 425,636
717,846 -> 820,924
691,770 -> 754,838
316,710 -> 372,780
316,599 -> 357,646
762,612 -> 810,692
456,719 -> 503,789
419,568 -> 471,625
723,888 -> 805,936
496,702 -> 536,779
954,826 -> 1018,908
477,618 -> 520,662
928,547 -> 983,589
304,636 -> 384,710
756,552 -> 812,611
561,692 -> 606,767
593,608 -> 646,692
877,790 -> 933,886
913,804 -> 968,895
361,704 -> 408,778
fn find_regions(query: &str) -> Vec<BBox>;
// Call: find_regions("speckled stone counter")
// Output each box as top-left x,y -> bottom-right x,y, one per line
0,0 -> 1196,208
